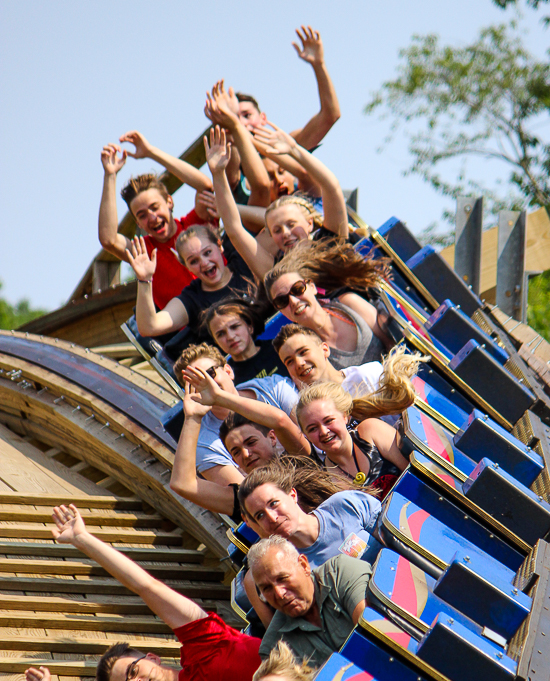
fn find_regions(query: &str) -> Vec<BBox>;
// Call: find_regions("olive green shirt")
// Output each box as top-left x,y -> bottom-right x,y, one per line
258,554 -> 372,667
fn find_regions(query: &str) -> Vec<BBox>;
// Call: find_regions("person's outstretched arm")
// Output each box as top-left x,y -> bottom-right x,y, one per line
205,81 -> 270,208
170,383 -> 241,515
290,26 -> 341,150
98,143 -> 133,260
254,123 -> 348,240
120,130 -> 212,193
183,365 -> 310,456
127,236 -> 189,335
51,504 -> 206,629
205,126 -> 275,280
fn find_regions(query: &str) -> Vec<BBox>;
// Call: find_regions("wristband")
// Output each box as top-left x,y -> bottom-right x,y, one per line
137,279 -> 153,284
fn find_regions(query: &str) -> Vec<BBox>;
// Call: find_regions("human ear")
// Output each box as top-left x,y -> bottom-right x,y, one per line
223,363 -> 235,381
145,653 -> 162,665
167,195 -> 174,210
321,342 -> 330,359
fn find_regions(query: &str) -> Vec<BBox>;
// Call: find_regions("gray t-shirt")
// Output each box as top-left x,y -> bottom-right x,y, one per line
300,490 -> 382,568
196,375 -> 298,473
259,554 -> 372,667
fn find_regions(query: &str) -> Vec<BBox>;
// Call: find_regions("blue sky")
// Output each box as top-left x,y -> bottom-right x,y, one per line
0,1 -> 547,310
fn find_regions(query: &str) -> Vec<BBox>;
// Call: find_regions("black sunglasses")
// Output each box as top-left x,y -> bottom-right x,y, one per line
126,655 -> 147,681
205,365 -> 220,379
272,279 -> 309,310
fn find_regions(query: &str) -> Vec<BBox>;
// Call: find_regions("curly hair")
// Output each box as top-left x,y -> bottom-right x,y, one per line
238,455 -> 377,519
173,342 -> 226,387
252,641 -> 315,681
120,173 -> 170,211
296,345 -> 427,424
264,238 -> 391,301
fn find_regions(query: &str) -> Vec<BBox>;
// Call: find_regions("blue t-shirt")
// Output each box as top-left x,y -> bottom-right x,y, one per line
300,490 -> 382,568
196,375 -> 299,473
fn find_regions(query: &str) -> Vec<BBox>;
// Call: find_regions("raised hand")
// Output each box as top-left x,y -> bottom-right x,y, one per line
126,236 -> 157,281
25,667 -> 51,681
204,126 -> 232,175
101,143 -> 127,175
196,190 -> 220,221
181,364 -> 222,407
253,122 -> 297,156
204,80 -> 239,130
119,130 -> 153,160
292,25 -> 324,66
51,504 -> 87,545
182,381 -> 212,419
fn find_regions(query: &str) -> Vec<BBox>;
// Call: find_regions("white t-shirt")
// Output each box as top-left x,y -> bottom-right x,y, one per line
342,361 -> 384,397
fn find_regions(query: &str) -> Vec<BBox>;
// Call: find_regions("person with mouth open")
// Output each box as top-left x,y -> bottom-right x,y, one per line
205,123 -> 350,284
126,222 -> 253,345
98,130 -> 216,312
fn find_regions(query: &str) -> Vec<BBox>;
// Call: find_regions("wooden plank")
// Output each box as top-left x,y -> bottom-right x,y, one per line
0,542 -> 203,563
0,611 -> 171,634
0,509 -> 164,528
0,493 -> 141,510
0,558 -> 224,580
91,343 -> 140,359
441,207 -> 550,297
0,660 -> 97,677
0,634 -> 181,655
0,594 -> 152,615
0,575 -> 230,598
0,423 -> 112,497
0,524 -> 183,545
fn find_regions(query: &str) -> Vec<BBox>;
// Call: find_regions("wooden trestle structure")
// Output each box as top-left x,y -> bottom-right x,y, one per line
0,331 -> 239,680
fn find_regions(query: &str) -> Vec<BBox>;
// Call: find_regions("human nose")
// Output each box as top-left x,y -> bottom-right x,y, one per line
273,583 -> 287,601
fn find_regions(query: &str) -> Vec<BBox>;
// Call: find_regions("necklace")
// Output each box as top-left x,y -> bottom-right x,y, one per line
325,447 -> 367,486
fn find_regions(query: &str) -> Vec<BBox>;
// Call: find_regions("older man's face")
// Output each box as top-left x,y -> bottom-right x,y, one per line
252,548 -> 315,619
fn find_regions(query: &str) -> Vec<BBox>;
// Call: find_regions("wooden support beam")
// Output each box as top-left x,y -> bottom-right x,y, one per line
0,611 -> 172,633
0,541 -> 203,562
0,508 -> 165,528
0,523 -> 183,544
0,492 -> 142,510
0,557 -> 224,580
0,575 -> 230,598
0,635 -> 182,655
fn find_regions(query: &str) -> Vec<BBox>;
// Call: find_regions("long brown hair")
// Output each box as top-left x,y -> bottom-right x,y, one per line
238,455 -> 377,519
264,238 -> 391,300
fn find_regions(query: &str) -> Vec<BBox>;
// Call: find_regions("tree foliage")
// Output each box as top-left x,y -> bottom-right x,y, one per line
0,282 -> 48,330
527,270 -> 550,340
365,23 -> 550,223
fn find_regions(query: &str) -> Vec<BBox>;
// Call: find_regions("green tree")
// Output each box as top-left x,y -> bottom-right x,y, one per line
0,282 -> 48,330
365,22 -> 550,223
527,270 -> 550,340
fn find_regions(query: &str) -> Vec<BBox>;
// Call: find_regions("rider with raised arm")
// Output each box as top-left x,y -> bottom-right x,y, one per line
207,124 -> 348,283
27,504 -> 261,681
98,131 -> 213,310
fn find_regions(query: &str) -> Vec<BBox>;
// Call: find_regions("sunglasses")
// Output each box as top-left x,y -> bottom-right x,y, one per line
126,655 -> 147,681
272,280 -> 309,310
205,365 -> 221,379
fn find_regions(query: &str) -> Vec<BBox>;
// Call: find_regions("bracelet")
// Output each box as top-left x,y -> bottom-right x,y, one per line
137,279 -> 153,284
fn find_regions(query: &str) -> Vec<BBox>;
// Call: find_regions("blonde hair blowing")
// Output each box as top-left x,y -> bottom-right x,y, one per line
296,345 -> 428,424
265,194 -> 324,232
253,641 -> 315,681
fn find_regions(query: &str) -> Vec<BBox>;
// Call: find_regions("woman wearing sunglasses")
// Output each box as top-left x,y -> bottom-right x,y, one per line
264,239 -> 392,369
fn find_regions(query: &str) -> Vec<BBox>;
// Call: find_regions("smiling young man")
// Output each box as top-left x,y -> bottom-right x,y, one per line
98,131 -> 214,310
273,324 -> 384,395
248,536 -> 372,668
171,343 -> 299,486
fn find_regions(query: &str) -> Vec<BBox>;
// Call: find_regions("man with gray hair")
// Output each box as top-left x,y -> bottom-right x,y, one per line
248,535 -> 372,667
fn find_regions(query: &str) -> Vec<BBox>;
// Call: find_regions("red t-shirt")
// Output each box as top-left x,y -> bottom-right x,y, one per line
174,613 -> 261,681
143,209 -> 205,310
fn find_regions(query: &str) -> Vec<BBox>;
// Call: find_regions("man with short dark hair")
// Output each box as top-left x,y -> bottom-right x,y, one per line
248,535 -> 372,668
30,505 -> 262,681
273,323 -> 383,395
